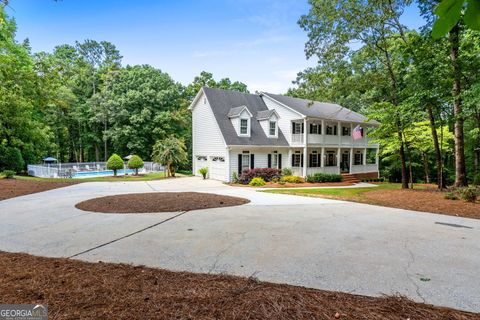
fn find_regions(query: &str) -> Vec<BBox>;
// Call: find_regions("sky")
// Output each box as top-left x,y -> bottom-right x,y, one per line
6,0 -> 425,94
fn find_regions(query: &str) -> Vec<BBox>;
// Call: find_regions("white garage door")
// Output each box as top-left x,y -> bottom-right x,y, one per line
209,156 -> 226,181
195,156 -> 207,177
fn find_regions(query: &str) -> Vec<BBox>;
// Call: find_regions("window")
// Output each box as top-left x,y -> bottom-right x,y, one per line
310,151 -> 319,167
240,119 -> 248,135
342,126 -> 351,136
354,152 -> 363,165
325,152 -> 337,166
326,124 -> 337,135
196,156 -> 207,161
293,122 -> 302,134
271,151 -> 278,168
241,151 -> 250,172
310,123 -> 321,134
292,152 -> 302,167
269,121 -> 277,136
212,157 -> 225,162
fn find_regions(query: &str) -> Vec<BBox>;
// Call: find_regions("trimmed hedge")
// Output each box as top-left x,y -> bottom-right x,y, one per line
306,173 -> 343,183
238,168 -> 281,184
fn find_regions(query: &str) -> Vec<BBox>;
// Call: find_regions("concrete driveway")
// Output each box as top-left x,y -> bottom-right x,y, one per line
0,177 -> 479,312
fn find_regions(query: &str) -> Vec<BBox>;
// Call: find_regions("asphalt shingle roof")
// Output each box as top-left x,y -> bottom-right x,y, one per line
262,93 -> 379,125
202,87 -> 289,146
256,109 -> 276,120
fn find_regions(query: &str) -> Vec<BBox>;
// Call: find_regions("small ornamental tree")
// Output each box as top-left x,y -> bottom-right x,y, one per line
107,153 -> 124,176
127,155 -> 144,175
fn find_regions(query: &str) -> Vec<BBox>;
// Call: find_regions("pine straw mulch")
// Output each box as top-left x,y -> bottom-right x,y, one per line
0,178 -> 75,201
75,192 -> 250,213
362,188 -> 480,219
231,181 -> 354,188
0,251 -> 477,320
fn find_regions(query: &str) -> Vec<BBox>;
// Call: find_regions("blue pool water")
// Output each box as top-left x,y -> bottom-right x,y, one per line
73,169 -> 136,178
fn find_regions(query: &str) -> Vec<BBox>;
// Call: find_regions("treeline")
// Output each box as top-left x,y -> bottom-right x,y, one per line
289,0 -> 480,187
0,5 -> 247,171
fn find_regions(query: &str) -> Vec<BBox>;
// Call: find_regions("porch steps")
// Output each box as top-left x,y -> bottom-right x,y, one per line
341,174 -> 360,184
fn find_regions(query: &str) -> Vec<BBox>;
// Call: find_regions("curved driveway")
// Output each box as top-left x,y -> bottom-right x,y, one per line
0,177 -> 479,312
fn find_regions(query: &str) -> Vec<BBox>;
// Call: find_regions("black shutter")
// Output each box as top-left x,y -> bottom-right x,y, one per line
278,154 -> 282,169
319,124 -> 322,135
317,154 -> 321,167
334,125 -> 337,135
301,122 -> 304,133
238,154 -> 242,174
292,122 -> 295,133
250,154 -> 255,169
301,154 -> 304,167
267,154 -> 272,168
291,154 -> 295,167
309,154 -> 313,167
309,123 -> 313,134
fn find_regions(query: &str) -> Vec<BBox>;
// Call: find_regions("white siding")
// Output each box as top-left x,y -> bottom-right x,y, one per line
191,90 -> 228,180
229,148 -> 288,181
262,96 -> 303,144
258,113 -> 278,138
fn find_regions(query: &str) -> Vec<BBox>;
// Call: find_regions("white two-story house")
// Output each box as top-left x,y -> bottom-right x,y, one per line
190,87 -> 379,182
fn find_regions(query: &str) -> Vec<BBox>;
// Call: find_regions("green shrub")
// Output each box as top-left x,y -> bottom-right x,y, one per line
281,168 -> 292,176
281,175 -> 304,183
199,167 -> 208,179
456,186 -> 479,203
2,170 -> 15,179
231,171 -> 239,183
127,155 -> 144,175
443,192 -> 458,200
0,146 -> 24,172
306,173 -> 343,183
249,177 -> 266,186
106,154 -> 124,176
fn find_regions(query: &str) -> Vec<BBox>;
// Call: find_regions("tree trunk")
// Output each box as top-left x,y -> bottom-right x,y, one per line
422,152 -> 430,184
94,144 -> 100,162
450,24 -> 467,187
426,104 -> 445,189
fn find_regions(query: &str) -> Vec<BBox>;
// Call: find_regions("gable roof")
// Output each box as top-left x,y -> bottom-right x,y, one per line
256,109 -> 278,121
202,87 -> 289,146
227,105 -> 251,118
262,92 -> 379,125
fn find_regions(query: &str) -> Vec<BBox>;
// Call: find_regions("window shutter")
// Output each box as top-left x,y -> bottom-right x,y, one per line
250,154 -> 254,169
309,123 -> 313,134
301,122 -> 304,133
278,154 -> 282,169
319,124 -> 322,135
238,154 -> 242,174
267,154 -> 272,168
317,154 -> 321,167
309,154 -> 313,167
301,154 -> 304,167
291,154 -> 295,167
334,125 -> 337,135
291,122 -> 295,133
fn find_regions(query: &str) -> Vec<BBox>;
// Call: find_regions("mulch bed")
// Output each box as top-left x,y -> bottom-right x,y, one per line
0,251 -> 477,320
75,192 -> 250,213
363,188 -> 480,219
232,181 -> 354,188
0,178 -> 75,201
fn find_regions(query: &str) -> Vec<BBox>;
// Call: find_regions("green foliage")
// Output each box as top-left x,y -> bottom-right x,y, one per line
152,136 -> 188,177
249,177 -> 266,187
281,168 -> 293,176
454,186 -> 479,202
199,167 -> 208,179
231,171 -> 239,183
432,0 -> 480,38
306,173 -> 343,183
0,146 -> 25,172
127,155 -> 144,175
106,153 -> 124,176
2,170 -> 16,179
281,175 -> 305,184
443,192 -> 458,200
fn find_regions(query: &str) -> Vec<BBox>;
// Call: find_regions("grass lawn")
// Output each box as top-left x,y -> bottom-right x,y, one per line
0,251 -> 476,320
263,183 -> 480,219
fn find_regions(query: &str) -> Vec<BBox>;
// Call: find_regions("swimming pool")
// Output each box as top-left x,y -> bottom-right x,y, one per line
73,169 -> 137,178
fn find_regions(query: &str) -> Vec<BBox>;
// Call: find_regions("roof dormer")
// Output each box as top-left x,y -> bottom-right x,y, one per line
257,109 -> 280,138
228,105 -> 253,137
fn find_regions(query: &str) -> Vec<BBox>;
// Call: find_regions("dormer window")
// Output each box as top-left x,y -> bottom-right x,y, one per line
240,119 -> 249,135
269,121 -> 277,136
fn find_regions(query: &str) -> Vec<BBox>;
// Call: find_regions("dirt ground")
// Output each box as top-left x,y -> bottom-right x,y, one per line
0,251 -> 477,320
363,188 -> 480,219
0,179 -> 75,201
75,192 -> 250,213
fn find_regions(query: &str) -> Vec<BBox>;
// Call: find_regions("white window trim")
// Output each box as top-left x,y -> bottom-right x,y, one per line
269,120 -> 277,137
271,151 -> 279,168
239,118 -> 250,136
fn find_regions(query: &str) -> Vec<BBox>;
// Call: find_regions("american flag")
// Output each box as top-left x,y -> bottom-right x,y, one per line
352,125 -> 363,140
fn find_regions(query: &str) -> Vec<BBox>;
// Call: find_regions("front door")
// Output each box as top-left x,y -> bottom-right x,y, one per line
341,153 -> 350,173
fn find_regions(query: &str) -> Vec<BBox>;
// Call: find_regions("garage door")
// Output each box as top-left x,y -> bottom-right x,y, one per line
195,156 -> 207,177
209,156 -> 226,181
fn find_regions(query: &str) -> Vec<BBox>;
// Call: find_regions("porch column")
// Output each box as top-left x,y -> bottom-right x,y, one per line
338,121 -> 341,144
321,147 -> 325,168
363,147 -> 367,170
303,118 -> 308,177
321,119 -> 325,144
349,147 -> 353,173
337,147 -> 341,174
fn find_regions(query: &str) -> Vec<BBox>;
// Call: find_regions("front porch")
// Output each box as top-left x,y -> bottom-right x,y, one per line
289,147 -> 379,177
